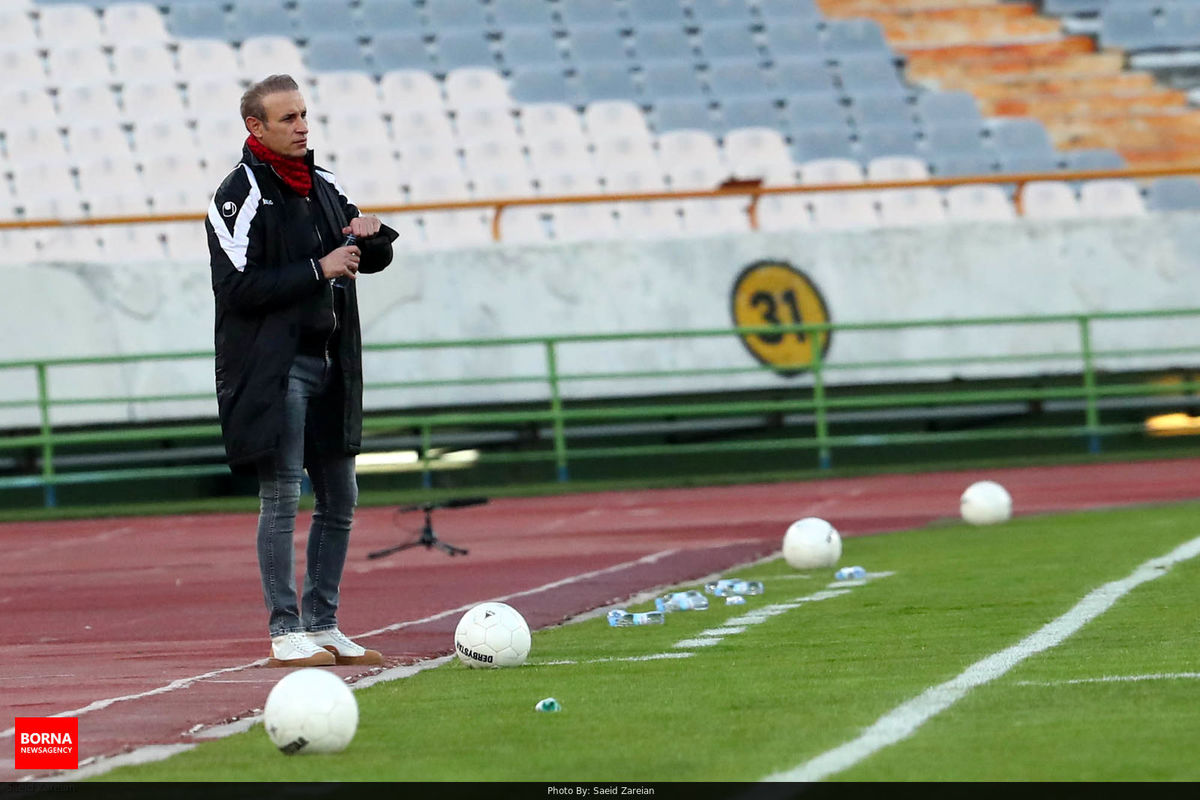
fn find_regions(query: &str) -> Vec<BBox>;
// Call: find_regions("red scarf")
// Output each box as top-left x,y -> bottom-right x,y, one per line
245,135 -> 312,197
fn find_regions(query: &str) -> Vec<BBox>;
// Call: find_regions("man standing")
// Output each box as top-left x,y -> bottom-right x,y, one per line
206,74 -> 398,667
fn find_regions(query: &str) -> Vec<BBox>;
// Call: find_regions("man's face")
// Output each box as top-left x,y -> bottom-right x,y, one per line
249,90 -> 309,158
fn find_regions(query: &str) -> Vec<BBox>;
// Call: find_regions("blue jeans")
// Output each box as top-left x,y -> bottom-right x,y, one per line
256,354 -> 358,638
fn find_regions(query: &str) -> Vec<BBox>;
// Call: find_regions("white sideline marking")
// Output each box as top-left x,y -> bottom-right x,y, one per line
763,534 -> 1200,783
535,652 -> 695,666
1015,672 -> 1200,687
0,547 -> 689,743
674,638 -> 723,648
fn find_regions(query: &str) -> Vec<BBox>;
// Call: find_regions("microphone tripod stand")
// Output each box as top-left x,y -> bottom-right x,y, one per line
367,497 -> 488,559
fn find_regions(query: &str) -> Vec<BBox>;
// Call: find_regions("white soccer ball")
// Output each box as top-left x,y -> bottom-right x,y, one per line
782,517 -> 842,569
263,668 -> 358,755
454,601 -> 532,668
960,480 -> 1012,526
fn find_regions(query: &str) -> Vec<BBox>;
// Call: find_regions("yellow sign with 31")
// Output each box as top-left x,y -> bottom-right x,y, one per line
730,260 -> 831,376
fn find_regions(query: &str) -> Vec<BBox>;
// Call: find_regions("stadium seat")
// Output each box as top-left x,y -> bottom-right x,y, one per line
640,60 -> 706,101
834,54 -> 907,96
929,153 -> 996,178
756,194 -> 814,231
650,97 -> 720,135
1146,176 -> 1200,211
194,115 -> 249,170
238,36 -> 308,82
324,109 -> 391,147
761,20 -> 823,60
723,126 -> 795,184
528,135 -> 593,180
944,185 -> 1017,222
227,0 -> 291,42
424,0 -> 491,32
391,106 -> 456,146
101,2 -> 171,44
1020,181 -> 1081,219
434,29 -> 497,71
312,71 -> 382,115
57,82 -> 123,122
679,196 -> 749,234
627,0 -> 688,26
0,5 -> 39,48
1077,179 -> 1147,217
358,0 -> 422,33
756,0 -> 821,24
372,31 -> 436,73
165,3 -> 227,39
773,57 -> 840,96
472,165 -> 538,200
509,65 -> 576,104
593,132 -> 657,173
914,90 -> 983,125
398,137 -> 462,178
443,67 -> 513,109
989,117 -> 1057,157
548,201 -> 618,242
65,120 -> 131,160
110,42 -> 176,82
0,87 -> 57,126
379,69 -> 445,111
821,18 -> 891,58
922,122 -> 989,157
867,155 -> 929,183
659,129 -> 724,172
691,0 -> 755,25
496,206 -> 551,244
37,3 -> 105,46
782,94 -> 848,133
719,96 -> 782,131
878,188 -> 946,227
490,0 -> 553,29
706,59 -> 774,99
305,33 -> 372,73
696,22 -> 762,63
856,124 -> 921,160
557,0 -> 624,28
97,224 -> 167,262
583,99 -> 650,139
500,25 -> 563,70
141,152 -> 207,191
0,47 -> 48,88
565,24 -> 629,65
122,79 -> 189,122
631,23 -> 695,63
791,127 -> 857,162
849,92 -> 915,129
1062,148 -> 1126,171
455,105 -> 522,144
576,62 -> 640,101
4,125 -> 69,169
183,75 -> 245,119
520,102 -> 586,141
462,137 -> 529,177
45,45 -> 113,87
294,0 -> 358,37
177,39 -> 241,80
810,191 -> 879,230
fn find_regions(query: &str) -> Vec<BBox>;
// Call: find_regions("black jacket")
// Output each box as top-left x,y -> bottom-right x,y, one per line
206,144 -> 398,471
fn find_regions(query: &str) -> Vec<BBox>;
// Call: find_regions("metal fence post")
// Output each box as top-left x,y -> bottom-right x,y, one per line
544,339 -> 569,482
36,362 -> 56,507
1078,316 -> 1101,454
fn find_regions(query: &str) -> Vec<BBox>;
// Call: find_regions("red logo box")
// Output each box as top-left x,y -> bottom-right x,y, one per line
14,717 -> 78,770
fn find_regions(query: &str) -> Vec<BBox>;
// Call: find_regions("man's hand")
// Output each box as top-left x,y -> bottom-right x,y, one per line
343,215 -> 382,239
318,244 -> 360,281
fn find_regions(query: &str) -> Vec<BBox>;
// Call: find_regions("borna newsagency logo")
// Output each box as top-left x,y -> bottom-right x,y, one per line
14,716 -> 79,771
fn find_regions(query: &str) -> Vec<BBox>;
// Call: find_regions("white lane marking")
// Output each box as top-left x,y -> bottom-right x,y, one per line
0,546 -> 693,742
534,652 -> 696,666
41,745 -> 196,783
763,534 -> 1200,783
1014,672 -> 1200,687
674,638 -> 723,648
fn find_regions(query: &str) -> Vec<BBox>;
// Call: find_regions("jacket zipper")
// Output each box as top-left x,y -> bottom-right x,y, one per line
306,195 -> 338,366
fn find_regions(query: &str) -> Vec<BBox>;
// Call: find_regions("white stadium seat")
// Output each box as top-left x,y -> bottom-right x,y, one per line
1020,180 -> 1081,220
443,68 -> 513,110
238,36 -> 308,83
110,42 -> 176,83
101,2 -> 171,45
379,70 -> 445,112
519,102 -> 586,142
1078,179 -> 1148,218
37,4 -> 105,47
945,185 -> 1016,222
177,39 -> 241,81
45,45 -> 112,87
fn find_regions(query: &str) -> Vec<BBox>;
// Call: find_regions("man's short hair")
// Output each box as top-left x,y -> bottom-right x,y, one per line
240,74 -> 300,123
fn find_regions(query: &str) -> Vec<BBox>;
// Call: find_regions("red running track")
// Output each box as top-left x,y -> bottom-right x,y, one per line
2,458 -> 1198,780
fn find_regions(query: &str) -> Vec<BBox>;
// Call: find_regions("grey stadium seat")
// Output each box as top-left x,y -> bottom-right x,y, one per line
359,0 -> 423,33
424,0 -> 490,32
696,22 -> 762,63
627,0 -> 688,26
557,0 -> 625,28
822,18 -> 891,58
433,29 -> 497,71
509,66 -> 576,104
995,151 -> 1064,175
849,92 -> 914,128
717,96 -> 782,131
705,59 -> 775,99
773,56 -> 839,96
639,60 -> 707,100
576,62 -> 640,101
565,24 -> 629,64
490,0 -> 554,28
690,0 -> 755,25
922,122 -> 988,156
1062,147 -> 1126,171
632,23 -> 695,63
228,0 -> 290,41
756,0 -> 821,24
166,3 -> 227,38
856,124 -> 921,160
294,0 -> 359,37
651,97 -> 720,134
835,54 -> 907,95
305,33 -> 371,72
928,152 -> 997,177
989,117 -> 1056,156
1146,177 -> 1200,211
782,94 -> 849,132
372,31 -> 436,73
914,90 -> 983,125
791,126 -> 856,161
500,25 -> 563,69
762,20 -> 823,60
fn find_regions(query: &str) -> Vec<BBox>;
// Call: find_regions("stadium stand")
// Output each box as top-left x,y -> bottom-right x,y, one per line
2,0 -> 1199,254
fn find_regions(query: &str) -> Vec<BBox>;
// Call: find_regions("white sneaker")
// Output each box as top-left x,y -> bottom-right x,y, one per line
268,631 -> 336,668
308,628 -> 383,666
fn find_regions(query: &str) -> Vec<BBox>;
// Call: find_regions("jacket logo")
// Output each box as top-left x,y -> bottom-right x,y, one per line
221,201 -> 237,218
261,199 -> 274,205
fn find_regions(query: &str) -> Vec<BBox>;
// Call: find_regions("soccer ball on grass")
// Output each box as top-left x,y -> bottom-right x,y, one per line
263,667 -> 358,755
454,601 -> 532,668
782,516 -> 842,569
960,480 -> 1012,526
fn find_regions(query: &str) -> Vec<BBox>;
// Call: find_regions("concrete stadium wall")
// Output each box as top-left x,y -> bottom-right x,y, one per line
2,213 -> 1199,427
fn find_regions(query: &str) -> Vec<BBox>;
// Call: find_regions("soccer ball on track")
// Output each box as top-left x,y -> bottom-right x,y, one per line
782,516 -> 842,570
454,601 -> 532,668
263,668 -> 358,755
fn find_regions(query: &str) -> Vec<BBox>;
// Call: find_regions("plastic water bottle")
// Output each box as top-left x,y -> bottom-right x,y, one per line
534,697 -> 561,712
725,595 -> 746,606
704,579 -> 764,597
607,609 -> 665,626
333,233 -> 356,288
834,565 -> 867,580
655,590 -> 710,612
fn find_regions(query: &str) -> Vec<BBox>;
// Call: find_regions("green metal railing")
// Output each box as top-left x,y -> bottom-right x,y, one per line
3,308 -> 1200,506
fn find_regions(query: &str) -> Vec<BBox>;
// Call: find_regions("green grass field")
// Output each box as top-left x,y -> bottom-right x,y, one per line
95,501 -> 1200,782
